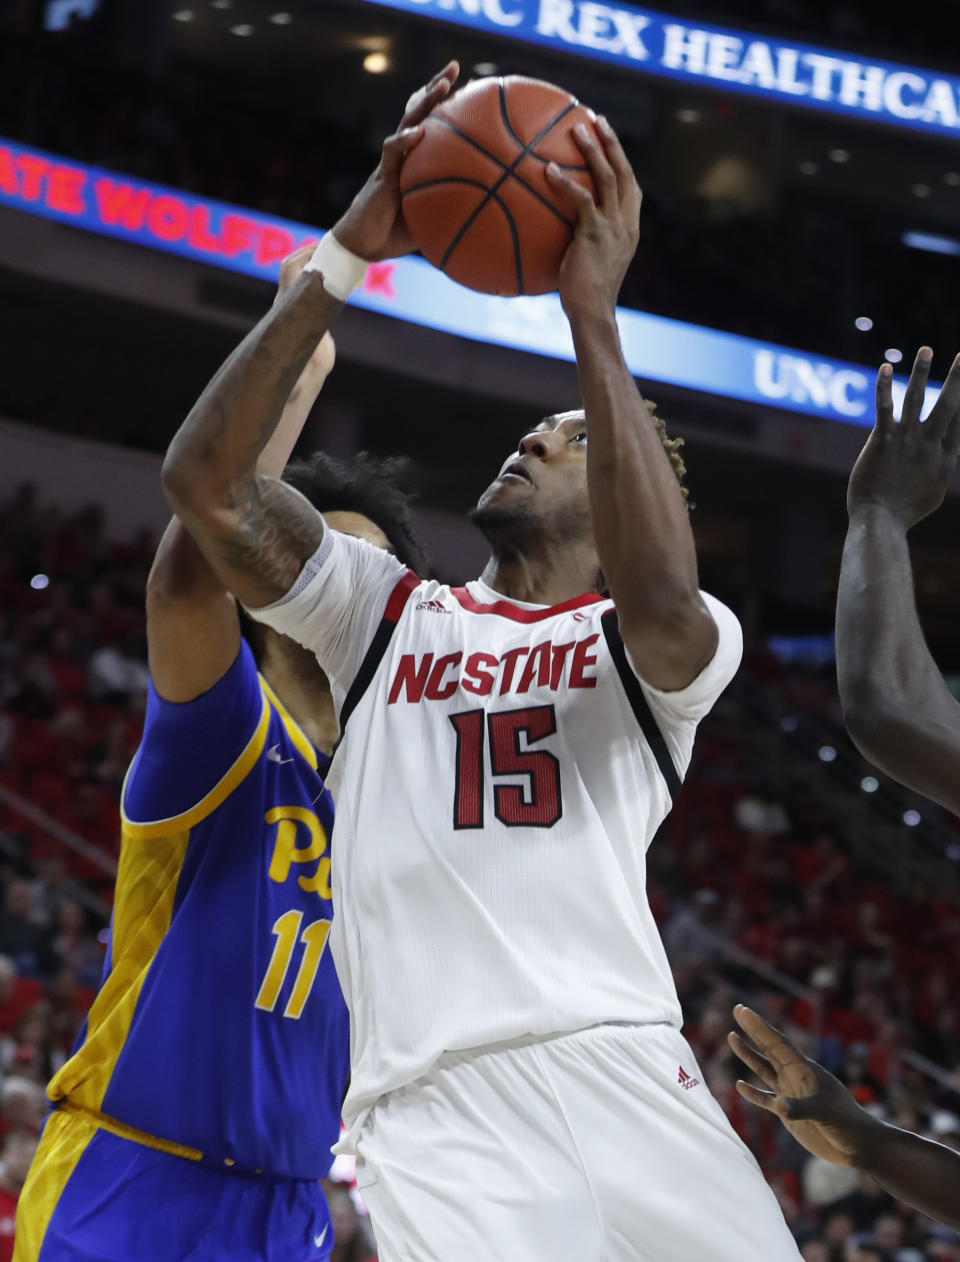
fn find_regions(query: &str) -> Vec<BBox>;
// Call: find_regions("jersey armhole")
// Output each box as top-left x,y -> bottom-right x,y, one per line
600,609 -> 683,803
336,571 -> 420,734
120,690 -> 272,839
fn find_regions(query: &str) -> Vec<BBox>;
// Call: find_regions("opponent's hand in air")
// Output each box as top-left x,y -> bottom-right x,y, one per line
333,61 -> 459,262
545,116 -> 642,319
728,1005 -> 876,1168
275,244 -> 336,385
847,346 -> 960,528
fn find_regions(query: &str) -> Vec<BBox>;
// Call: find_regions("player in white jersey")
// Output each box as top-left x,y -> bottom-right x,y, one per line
163,63 -> 802,1261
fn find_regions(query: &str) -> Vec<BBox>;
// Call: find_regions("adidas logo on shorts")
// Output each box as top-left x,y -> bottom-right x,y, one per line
678,1065 -> 701,1090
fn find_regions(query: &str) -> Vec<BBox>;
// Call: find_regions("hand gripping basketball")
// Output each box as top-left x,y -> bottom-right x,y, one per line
399,76 -> 600,296
333,61 -> 460,262
543,115 -> 643,318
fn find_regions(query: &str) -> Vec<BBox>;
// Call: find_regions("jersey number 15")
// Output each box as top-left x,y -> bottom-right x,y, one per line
450,704 -> 562,829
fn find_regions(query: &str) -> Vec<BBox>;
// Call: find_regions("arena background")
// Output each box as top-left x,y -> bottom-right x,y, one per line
1,1 -> 960,1258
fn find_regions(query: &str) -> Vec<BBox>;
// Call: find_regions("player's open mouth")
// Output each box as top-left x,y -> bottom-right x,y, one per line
501,461 -> 534,486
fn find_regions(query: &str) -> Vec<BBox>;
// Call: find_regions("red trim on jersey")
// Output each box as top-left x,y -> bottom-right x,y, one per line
384,570 -> 421,621
449,586 -> 607,622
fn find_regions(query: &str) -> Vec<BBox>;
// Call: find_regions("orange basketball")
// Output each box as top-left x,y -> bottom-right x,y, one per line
400,76 -> 596,297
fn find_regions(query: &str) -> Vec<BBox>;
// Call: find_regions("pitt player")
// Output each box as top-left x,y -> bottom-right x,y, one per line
15,253 -> 427,1262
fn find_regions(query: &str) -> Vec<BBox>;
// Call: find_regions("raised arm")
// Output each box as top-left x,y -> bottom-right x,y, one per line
837,348 -> 960,815
146,250 -> 335,702
546,123 -> 717,691
162,64 -> 458,611
729,1005 -> 960,1231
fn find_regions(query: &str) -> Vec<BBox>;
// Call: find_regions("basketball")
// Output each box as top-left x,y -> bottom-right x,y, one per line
400,76 -> 597,296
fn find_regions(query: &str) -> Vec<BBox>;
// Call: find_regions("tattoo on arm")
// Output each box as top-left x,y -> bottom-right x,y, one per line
215,476 -> 325,606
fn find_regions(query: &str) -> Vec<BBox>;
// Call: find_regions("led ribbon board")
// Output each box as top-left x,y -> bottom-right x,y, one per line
0,137 -> 939,426
357,0 -> 960,138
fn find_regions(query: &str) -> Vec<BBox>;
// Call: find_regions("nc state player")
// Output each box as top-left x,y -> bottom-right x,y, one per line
163,64 -> 802,1261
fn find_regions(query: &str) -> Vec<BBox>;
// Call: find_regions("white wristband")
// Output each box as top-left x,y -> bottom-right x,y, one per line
303,234 -> 368,302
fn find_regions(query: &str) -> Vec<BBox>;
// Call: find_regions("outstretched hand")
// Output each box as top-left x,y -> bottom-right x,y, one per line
333,61 -> 459,262
728,1005 -> 877,1168
847,347 -> 960,527
544,115 -> 641,319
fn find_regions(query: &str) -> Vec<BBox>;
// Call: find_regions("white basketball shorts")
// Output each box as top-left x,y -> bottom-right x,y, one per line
354,1022 -> 803,1261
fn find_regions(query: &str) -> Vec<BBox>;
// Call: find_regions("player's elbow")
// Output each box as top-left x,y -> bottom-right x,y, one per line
842,695 -> 929,785
161,443 -> 198,516
162,434 -> 227,523
840,682 -> 905,763
622,597 -> 719,691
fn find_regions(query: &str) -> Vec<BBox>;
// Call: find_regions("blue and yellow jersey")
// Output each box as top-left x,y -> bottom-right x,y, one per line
46,640 -> 349,1180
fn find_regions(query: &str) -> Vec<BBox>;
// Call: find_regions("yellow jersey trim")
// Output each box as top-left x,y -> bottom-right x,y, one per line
258,675 -> 318,771
14,1106 -> 96,1261
47,823 -> 193,1111
59,1099 -> 203,1162
120,690 -> 271,839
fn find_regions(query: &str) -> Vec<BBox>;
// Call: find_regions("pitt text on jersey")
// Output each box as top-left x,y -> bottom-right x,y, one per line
255,804 -> 332,1021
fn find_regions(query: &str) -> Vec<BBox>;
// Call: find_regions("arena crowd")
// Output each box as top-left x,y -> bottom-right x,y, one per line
0,484 -> 958,1258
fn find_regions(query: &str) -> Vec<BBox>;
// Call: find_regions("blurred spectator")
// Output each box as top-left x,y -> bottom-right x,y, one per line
800,1243 -> 830,1262
928,1226 -> 960,1259
664,888 -> 725,965
0,1129 -> 36,1262
825,1173 -> 896,1233
327,1183 -> 377,1262
0,958 -> 43,1037
929,1111 -> 960,1151
87,642 -> 148,703
0,881 -> 57,978
52,900 -> 102,989
802,1154 -> 860,1209
1,1004 -> 54,1083
0,1077 -> 45,1140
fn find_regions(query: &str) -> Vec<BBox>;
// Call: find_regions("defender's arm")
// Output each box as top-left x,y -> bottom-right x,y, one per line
730,1005 -> 960,1231
837,349 -> 960,815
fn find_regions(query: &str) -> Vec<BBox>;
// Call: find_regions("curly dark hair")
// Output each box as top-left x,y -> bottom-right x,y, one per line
281,450 -> 429,574
643,399 -> 691,510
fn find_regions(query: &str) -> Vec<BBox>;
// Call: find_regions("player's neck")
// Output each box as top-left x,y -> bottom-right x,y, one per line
260,642 -> 339,756
479,545 -> 601,606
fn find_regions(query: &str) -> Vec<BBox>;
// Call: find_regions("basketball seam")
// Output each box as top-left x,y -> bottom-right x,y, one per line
403,175 -> 525,289
422,116 -> 576,229
497,83 -> 590,170
437,85 -> 581,293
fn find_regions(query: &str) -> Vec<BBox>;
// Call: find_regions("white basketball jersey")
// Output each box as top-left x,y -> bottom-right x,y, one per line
247,528 -> 742,1138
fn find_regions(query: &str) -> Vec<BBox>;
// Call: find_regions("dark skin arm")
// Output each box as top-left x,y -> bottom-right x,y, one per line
545,122 -> 717,691
837,347 -> 960,815
729,1004 -> 960,1231
162,64 -> 458,610
147,252 -> 334,702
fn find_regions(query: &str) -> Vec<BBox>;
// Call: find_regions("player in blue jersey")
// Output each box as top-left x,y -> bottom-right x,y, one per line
14,249 -> 428,1262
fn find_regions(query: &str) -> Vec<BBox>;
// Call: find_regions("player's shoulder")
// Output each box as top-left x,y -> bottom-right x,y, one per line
122,639 -> 273,836
411,581 -> 612,627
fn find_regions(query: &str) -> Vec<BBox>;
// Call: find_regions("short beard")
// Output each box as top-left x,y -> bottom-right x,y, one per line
468,502 -> 537,555
469,501 -> 591,560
